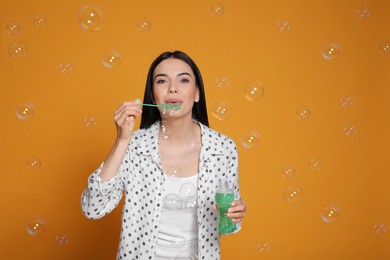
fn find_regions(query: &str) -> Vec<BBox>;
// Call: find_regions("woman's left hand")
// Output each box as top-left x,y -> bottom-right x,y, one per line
213,199 -> 247,223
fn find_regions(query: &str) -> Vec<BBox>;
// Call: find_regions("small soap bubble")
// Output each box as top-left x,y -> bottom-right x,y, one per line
174,251 -> 198,260
321,205 -> 340,223
27,156 -> 41,171
216,76 -> 229,87
26,217 -> 46,236
244,81 -> 264,101
379,41 -> 390,55
283,185 -> 303,203
6,20 -> 21,34
241,131 -> 260,149
137,18 -> 151,32
102,50 -> 122,69
161,124 -> 169,140
321,42 -> 341,60
187,139 -> 201,150
166,167 -> 183,180
296,106 -> 311,120
182,196 -> 197,213
210,3 -> 225,16
16,103 -> 35,120
56,234 -> 69,246
79,4 -> 103,32
9,41 -> 28,59
344,125 -> 357,136
281,164 -> 296,178
171,236 -> 186,248
374,224 -> 387,234
257,242 -> 271,253
278,21 -> 291,32
340,96 -> 353,107
309,158 -> 321,171
356,9 -> 370,19
84,116 -> 96,127
211,101 -> 233,121
60,63 -> 72,74
163,193 -> 182,210
180,183 -> 196,198
34,15 -> 47,27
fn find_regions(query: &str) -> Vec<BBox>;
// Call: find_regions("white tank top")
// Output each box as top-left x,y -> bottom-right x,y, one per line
155,174 -> 198,259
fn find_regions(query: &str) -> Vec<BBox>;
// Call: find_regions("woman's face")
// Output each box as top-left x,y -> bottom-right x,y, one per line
152,58 -> 199,118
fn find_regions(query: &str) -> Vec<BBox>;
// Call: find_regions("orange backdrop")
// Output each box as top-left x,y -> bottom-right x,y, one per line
1,0 -> 389,259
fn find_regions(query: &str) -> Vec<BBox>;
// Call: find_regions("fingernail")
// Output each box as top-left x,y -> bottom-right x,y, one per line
135,98 -> 141,104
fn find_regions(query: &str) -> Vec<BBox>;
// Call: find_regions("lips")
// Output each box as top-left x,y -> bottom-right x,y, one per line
165,98 -> 182,104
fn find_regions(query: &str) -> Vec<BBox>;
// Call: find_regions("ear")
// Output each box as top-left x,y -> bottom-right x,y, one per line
194,88 -> 200,103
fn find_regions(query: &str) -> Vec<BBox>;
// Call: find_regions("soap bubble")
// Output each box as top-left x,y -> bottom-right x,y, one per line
60,63 -> 72,74
102,50 -> 122,69
283,185 -> 303,203
257,241 -> 271,253
379,41 -> 390,55
340,96 -> 353,107
244,81 -> 264,101
211,101 -> 233,121
163,193 -> 182,210
309,158 -> 321,171
180,183 -> 196,198
137,18 -> 151,32
79,4 -> 103,32
27,156 -> 41,171
56,234 -> 69,246
321,205 -> 340,223
344,125 -> 357,136
174,251 -> 198,260
182,196 -> 197,213
34,15 -> 47,27
281,164 -> 295,178
84,116 -> 96,127
321,42 -> 341,60
171,235 -> 186,248
6,20 -> 21,34
241,131 -> 260,149
210,3 -> 224,16
374,224 -> 387,234
16,103 -> 35,120
216,76 -> 229,87
166,167 -> 183,180
9,41 -> 28,59
356,9 -> 370,19
296,106 -> 311,120
278,21 -> 291,32
187,139 -> 201,150
26,217 -> 46,236
161,124 -> 170,140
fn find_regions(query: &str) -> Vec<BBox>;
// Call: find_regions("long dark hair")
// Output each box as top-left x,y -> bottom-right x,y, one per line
140,51 -> 209,129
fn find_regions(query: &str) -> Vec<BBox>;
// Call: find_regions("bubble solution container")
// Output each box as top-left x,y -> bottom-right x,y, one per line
215,179 -> 237,235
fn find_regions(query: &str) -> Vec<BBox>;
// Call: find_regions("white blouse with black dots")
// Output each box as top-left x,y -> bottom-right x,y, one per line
81,121 -> 241,260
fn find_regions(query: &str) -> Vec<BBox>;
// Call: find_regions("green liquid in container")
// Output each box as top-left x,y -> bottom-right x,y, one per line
215,180 -> 237,234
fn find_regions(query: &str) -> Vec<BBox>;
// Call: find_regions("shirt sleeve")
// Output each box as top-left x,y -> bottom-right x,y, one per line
227,141 -> 242,234
80,148 -> 130,219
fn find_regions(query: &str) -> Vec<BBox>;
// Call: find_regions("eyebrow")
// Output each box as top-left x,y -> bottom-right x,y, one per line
154,72 -> 192,80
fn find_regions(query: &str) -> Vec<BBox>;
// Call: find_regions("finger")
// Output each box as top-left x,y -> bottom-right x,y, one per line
114,100 -> 142,117
212,205 -> 218,211
227,211 -> 245,220
115,105 -> 142,123
230,199 -> 244,207
227,204 -> 246,214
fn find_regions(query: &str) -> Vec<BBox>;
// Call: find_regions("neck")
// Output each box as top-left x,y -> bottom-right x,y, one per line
160,116 -> 199,144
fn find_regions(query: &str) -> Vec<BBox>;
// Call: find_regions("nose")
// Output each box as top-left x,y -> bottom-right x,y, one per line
168,82 -> 178,94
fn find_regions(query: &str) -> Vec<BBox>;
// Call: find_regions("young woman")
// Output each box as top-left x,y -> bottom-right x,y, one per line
81,51 -> 246,260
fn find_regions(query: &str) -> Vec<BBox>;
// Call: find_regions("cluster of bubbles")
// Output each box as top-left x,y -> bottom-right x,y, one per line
356,9 -> 370,19
60,63 -> 73,74
374,224 -> 387,234
216,76 -> 229,88
26,218 -> 70,246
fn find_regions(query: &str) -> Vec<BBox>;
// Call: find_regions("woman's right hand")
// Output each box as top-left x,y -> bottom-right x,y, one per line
114,100 -> 142,143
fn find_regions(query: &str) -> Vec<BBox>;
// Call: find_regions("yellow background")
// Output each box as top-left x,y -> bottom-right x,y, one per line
1,0 -> 389,259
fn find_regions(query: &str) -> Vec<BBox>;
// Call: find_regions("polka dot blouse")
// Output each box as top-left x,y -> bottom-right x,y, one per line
81,121 -> 241,259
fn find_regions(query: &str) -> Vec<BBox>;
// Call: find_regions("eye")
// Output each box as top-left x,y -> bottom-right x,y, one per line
179,78 -> 190,83
155,79 -> 167,84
